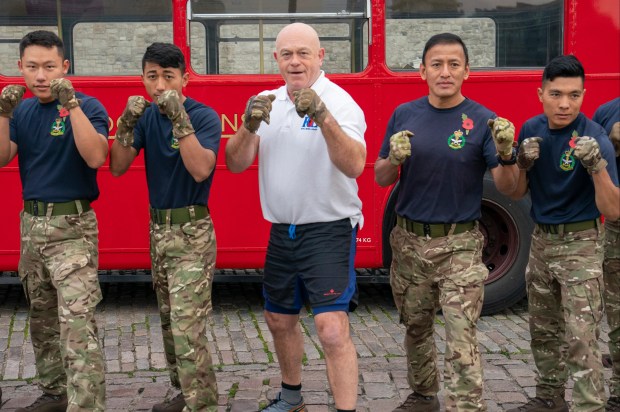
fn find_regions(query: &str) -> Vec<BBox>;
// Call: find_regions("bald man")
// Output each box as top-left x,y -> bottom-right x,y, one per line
226,23 -> 367,412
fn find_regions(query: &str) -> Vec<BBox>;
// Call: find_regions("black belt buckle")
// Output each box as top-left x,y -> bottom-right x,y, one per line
423,223 -> 431,237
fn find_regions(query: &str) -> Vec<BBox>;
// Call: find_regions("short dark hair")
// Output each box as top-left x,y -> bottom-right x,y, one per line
422,33 -> 469,66
542,54 -> 585,84
19,30 -> 64,58
142,42 -> 186,73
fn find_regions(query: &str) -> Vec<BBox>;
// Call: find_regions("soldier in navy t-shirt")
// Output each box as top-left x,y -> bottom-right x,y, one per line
375,33 -> 519,412
109,43 -> 221,411
0,30 -> 108,411
593,96 -> 620,410
507,56 -> 619,412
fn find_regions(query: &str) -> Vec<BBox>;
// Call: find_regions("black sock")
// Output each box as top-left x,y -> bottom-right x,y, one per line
280,382 -> 302,404
336,409 -> 356,412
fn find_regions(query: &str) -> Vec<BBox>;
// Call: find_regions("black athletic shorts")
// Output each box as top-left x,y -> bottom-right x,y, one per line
263,218 -> 358,315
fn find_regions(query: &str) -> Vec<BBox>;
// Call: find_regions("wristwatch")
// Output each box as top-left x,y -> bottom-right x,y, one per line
497,148 -> 517,166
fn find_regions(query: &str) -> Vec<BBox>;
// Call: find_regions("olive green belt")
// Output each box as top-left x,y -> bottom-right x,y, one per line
537,219 -> 597,234
24,199 -> 91,216
150,205 -> 209,225
396,215 -> 475,238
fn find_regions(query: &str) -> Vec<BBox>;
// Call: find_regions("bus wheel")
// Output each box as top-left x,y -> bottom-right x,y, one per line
479,175 -> 533,315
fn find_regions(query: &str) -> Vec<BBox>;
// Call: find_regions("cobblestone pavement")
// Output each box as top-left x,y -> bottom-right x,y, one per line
0,281 -> 614,411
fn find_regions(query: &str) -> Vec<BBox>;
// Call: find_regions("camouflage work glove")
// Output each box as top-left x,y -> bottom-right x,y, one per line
517,137 -> 543,171
0,85 -> 26,118
488,117 -> 516,157
388,130 -> 413,166
610,121 -> 620,157
243,94 -> 275,134
115,96 -> 149,147
293,88 -> 328,127
50,78 -> 80,110
574,136 -> 608,174
157,90 -> 195,139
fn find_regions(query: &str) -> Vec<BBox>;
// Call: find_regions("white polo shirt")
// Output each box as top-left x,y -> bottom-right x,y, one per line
256,71 -> 366,228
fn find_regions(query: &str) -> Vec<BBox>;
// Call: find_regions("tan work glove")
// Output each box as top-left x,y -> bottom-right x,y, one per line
0,85 -> 26,118
388,130 -> 413,166
157,90 -> 194,139
50,78 -> 80,110
243,94 -> 275,134
115,96 -> 149,147
574,136 -> 608,174
488,117 -> 516,157
517,137 -> 543,171
610,122 -> 620,157
293,88 -> 328,127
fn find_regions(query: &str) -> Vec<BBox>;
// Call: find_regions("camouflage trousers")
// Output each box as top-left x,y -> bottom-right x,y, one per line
150,214 -> 218,412
527,225 -> 605,411
389,225 -> 488,411
18,208 -> 105,411
603,219 -> 620,396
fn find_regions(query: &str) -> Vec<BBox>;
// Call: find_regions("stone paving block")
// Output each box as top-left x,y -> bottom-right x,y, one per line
364,382 -> 396,398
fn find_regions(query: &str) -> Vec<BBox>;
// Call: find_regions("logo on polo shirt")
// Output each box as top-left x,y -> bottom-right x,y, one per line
301,115 -> 318,131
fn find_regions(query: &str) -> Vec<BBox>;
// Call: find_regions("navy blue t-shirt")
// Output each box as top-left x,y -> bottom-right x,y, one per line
133,97 -> 221,209
379,97 -> 498,223
592,97 -> 620,182
518,112 -> 619,224
9,93 -> 109,202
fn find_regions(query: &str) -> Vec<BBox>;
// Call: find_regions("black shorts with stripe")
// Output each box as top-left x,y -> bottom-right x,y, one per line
263,218 -> 358,315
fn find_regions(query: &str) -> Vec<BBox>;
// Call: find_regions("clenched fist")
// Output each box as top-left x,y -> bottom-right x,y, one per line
488,117 -> 515,157
293,88 -> 327,127
243,94 -> 275,134
157,90 -> 194,139
388,131 -> 413,166
610,122 -> 620,157
50,78 -> 79,110
0,85 -> 26,118
574,136 -> 608,174
115,96 -> 149,147
517,137 -> 543,171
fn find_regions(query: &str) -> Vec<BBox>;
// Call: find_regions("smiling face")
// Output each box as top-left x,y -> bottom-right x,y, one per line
274,23 -> 324,98
419,42 -> 469,108
18,45 -> 69,103
538,76 -> 585,129
141,62 -> 188,108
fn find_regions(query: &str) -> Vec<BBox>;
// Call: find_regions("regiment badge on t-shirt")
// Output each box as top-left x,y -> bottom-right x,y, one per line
50,105 -> 69,137
448,129 -> 465,149
559,130 -> 578,171
447,113 -> 474,150
170,135 -> 180,150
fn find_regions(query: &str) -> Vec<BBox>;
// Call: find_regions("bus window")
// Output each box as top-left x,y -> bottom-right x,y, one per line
385,0 -> 562,70
0,0 -> 172,76
188,0 -> 369,75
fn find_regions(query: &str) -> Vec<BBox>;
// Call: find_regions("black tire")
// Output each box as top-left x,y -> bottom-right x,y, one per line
381,174 -> 533,315
479,174 -> 532,315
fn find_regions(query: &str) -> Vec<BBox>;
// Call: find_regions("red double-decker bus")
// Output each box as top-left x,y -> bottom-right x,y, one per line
1,0 -> 618,313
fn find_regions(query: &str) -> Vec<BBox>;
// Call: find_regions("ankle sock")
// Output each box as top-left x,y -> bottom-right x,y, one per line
281,382 -> 302,404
